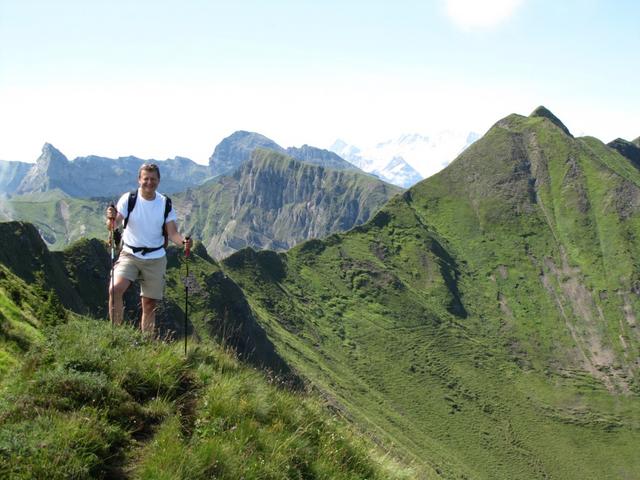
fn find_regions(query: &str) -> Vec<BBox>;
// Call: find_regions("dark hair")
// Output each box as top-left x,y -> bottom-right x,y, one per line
138,163 -> 161,179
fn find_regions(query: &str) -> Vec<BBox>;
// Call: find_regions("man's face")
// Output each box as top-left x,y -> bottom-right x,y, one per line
138,170 -> 160,195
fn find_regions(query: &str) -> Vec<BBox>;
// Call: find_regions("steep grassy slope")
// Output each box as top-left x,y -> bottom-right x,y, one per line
221,109 -> 640,478
0,229 -> 410,479
1,319 -> 409,479
412,112 -> 640,390
0,265 -> 47,379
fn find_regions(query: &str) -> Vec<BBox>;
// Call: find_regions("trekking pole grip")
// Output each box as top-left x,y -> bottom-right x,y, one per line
184,235 -> 191,258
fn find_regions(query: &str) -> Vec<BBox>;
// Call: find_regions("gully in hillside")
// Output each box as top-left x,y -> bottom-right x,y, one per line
106,163 -> 192,334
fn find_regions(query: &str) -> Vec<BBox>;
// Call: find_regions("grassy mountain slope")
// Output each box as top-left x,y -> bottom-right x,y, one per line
0,229 -> 410,479
1,318 -> 409,479
220,109 -> 640,478
0,220 -> 296,378
0,265 -> 47,379
0,190 -> 110,250
412,113 -> 640,389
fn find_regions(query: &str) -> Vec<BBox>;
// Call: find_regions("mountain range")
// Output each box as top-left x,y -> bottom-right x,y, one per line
1,106 -> 639,477
11,143 -> 212,197
1,129 -> 436,200
0,148 -> 401,259
0,131 -> 374,200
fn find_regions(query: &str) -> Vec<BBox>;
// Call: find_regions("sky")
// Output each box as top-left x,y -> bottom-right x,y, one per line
0,0 -> 639,166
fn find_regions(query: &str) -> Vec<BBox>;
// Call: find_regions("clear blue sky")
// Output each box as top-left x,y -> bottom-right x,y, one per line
1,0 -> 638,163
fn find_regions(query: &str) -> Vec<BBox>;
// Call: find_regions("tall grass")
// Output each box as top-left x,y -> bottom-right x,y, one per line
0,319 -> 405,479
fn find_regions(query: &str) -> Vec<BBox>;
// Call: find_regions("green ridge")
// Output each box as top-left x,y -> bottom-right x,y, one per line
220,110 -> 640,478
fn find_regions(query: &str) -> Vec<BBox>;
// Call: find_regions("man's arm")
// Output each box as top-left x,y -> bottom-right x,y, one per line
165,220 -> 192,248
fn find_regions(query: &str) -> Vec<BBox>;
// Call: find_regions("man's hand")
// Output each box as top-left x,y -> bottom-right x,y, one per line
106,205 -> 117,230
183,236 -> 193,251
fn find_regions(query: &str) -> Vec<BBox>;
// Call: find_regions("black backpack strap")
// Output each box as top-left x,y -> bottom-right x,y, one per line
164,196 -> 172,221
162,196 -> 172,246
123,190 -> 138,230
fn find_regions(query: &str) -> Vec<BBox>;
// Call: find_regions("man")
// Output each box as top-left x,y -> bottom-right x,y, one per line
106,163 -> 192,334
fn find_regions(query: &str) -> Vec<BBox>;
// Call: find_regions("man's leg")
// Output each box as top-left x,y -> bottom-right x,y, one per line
109,277 -> 131,325
138,255 -> 166,336
140,296 -> 158,334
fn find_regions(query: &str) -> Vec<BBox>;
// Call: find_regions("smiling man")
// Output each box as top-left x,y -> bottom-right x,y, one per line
105,163 -> 192,334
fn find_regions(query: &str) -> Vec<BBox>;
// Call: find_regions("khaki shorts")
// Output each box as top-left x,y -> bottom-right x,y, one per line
113,252 -> 167,300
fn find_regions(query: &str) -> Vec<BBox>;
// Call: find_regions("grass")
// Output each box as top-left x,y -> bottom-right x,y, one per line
0,317 -> 408,479
0,265 -> 44,380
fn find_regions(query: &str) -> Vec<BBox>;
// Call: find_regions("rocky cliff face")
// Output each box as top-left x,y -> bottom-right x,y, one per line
285,145 -> 359,171
10,133 -> 365,198
0,160 -> 32,194
209,131 -> 365,179
177,149 -> 402,259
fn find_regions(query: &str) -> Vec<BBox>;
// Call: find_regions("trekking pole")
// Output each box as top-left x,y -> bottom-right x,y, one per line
184,236 -> 191,356
109,204 -> 116,327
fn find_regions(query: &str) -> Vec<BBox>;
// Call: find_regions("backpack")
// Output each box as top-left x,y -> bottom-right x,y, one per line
123,190 -> 173,249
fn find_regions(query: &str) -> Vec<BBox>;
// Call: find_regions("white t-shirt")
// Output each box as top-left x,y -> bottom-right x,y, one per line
116,189 -> 178,259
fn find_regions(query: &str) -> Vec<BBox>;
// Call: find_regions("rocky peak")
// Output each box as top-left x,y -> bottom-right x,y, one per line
632,136 -> 640,148
285,145 -> 357,171
372,156 -> 422,188
16,143 -> 71,194
209,131 -> 285,177
607,138 -> 640,169
329,139 -> 363,167
530,106 -> 572,137
38,143 -> 70,170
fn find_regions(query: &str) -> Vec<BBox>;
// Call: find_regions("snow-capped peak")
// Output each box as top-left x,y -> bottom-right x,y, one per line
330,130 -> 479,184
